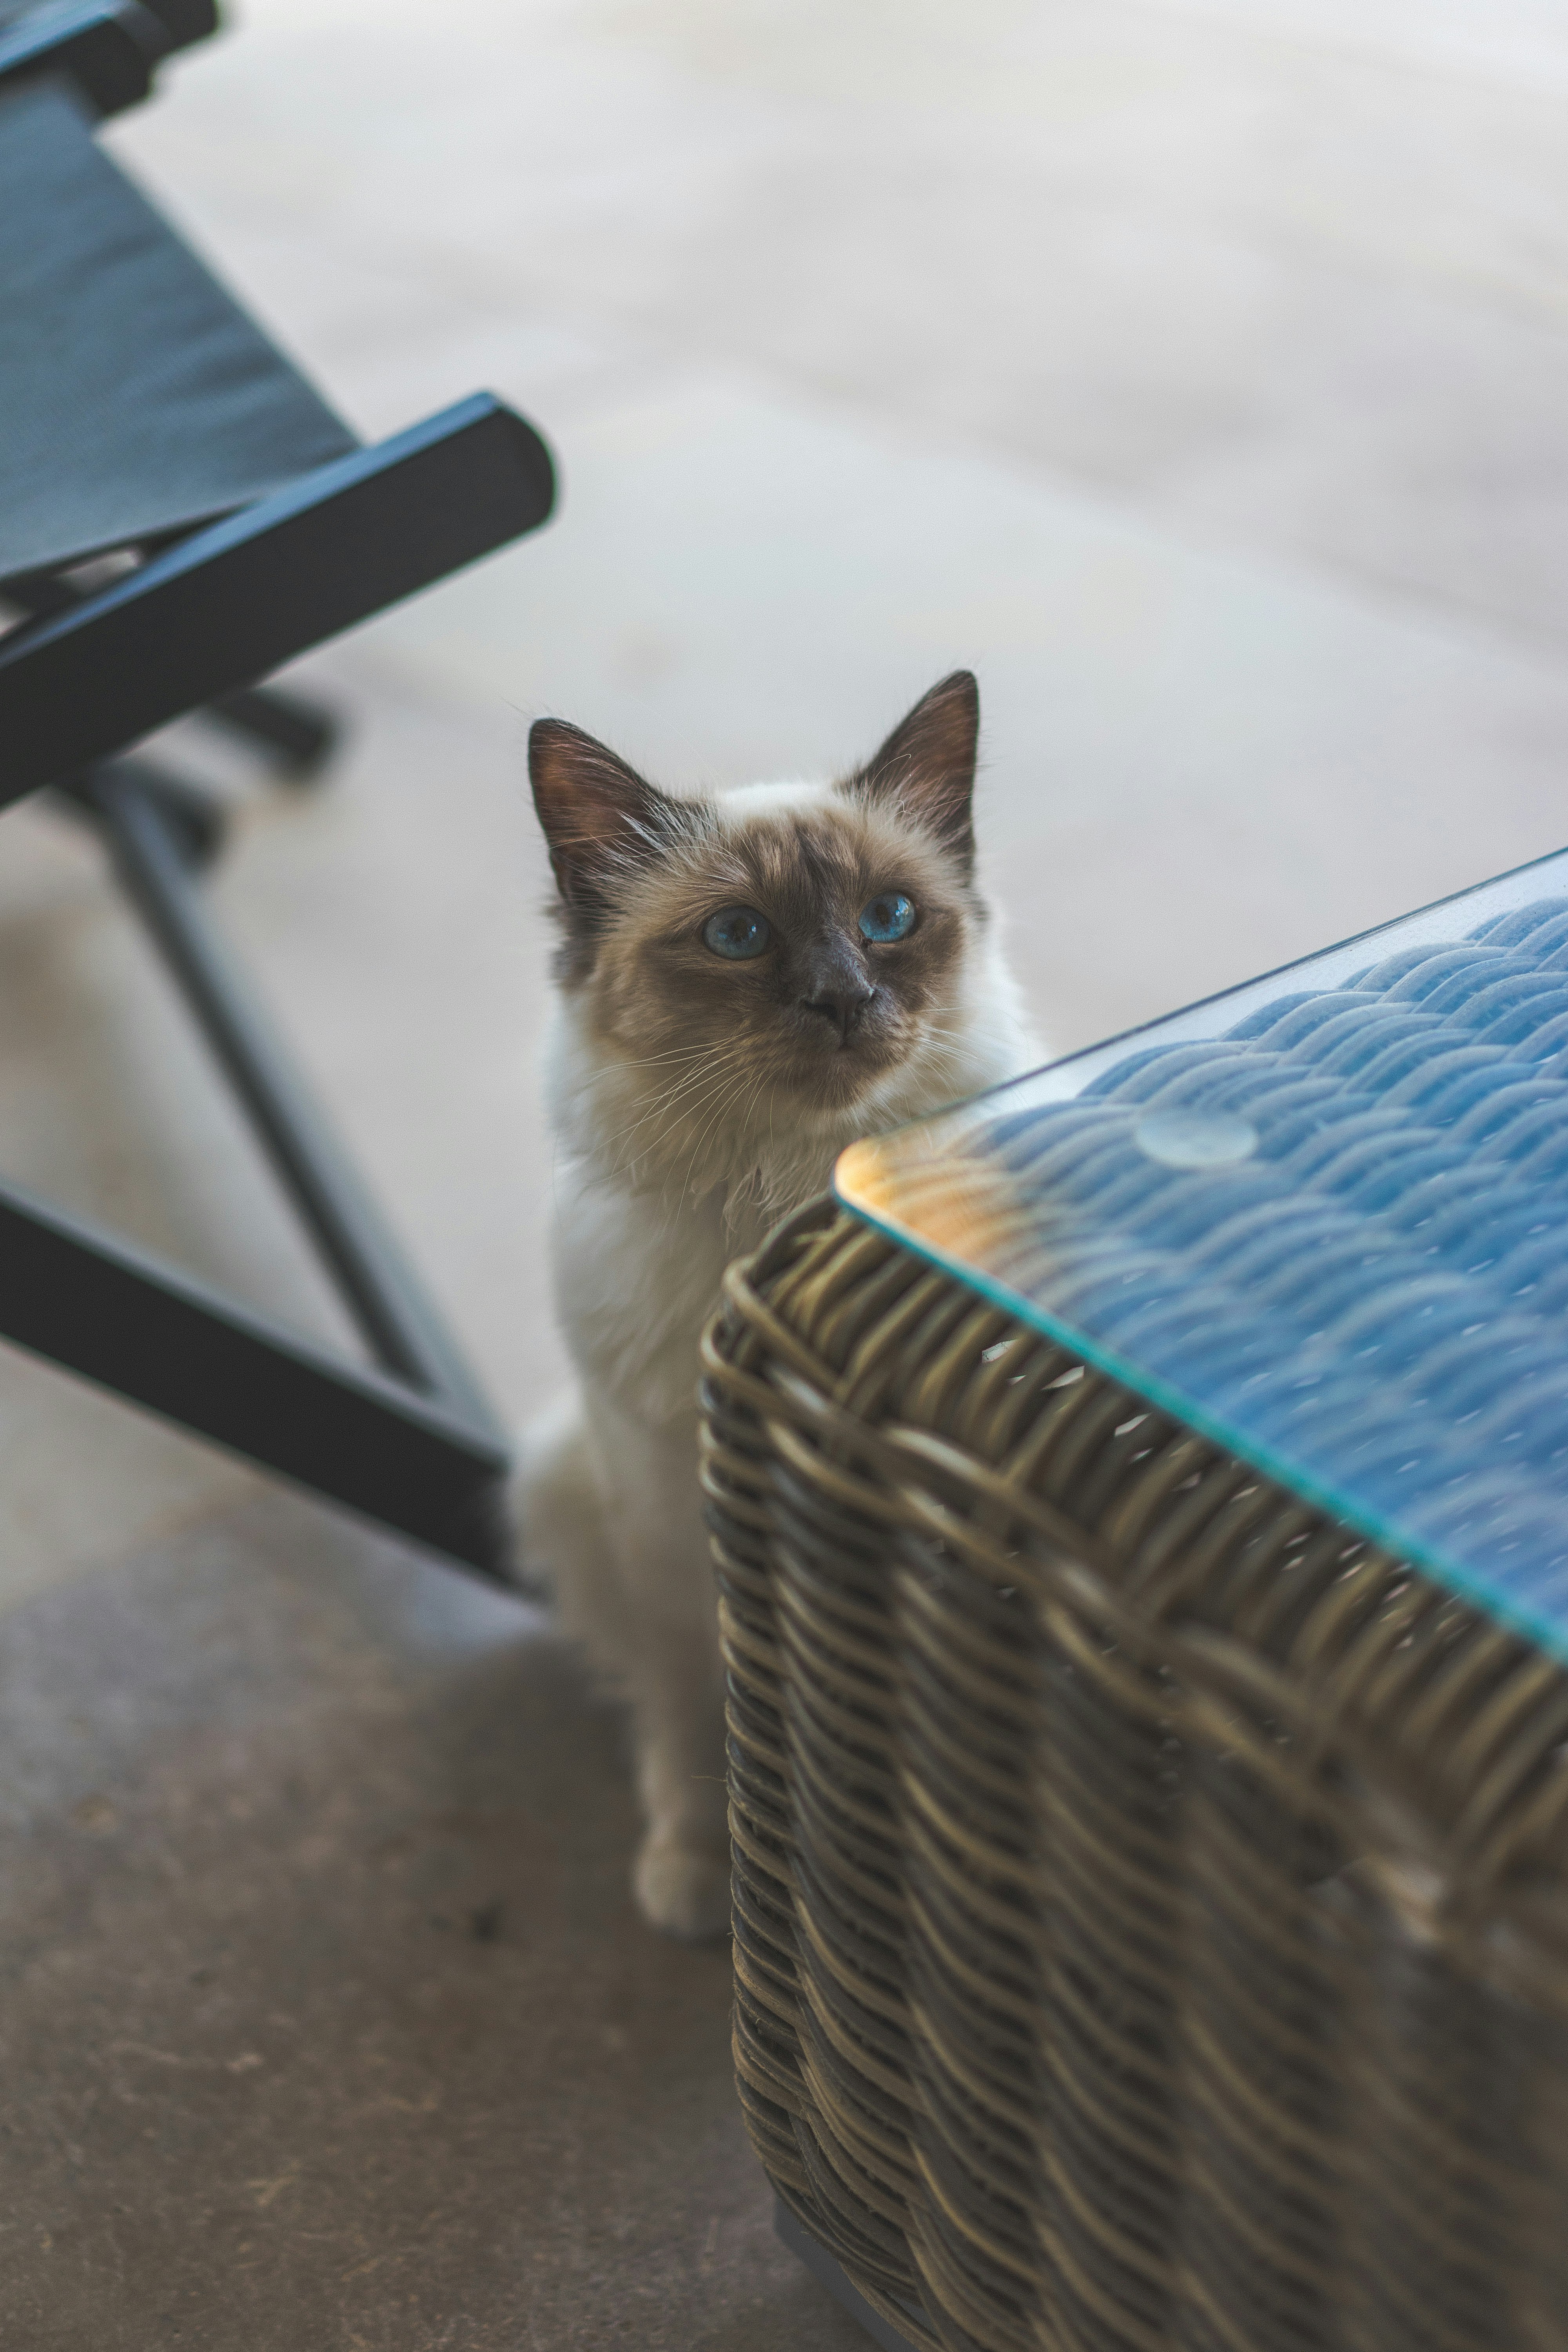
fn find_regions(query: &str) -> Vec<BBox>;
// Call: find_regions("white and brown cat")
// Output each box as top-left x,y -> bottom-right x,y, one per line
516,672 -> 1036,1938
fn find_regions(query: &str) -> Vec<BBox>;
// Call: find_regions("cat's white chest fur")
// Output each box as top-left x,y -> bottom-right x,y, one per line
549,1158 -> 750,1430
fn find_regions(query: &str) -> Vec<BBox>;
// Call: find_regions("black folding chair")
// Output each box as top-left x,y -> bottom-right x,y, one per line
0,4 -> 555,1577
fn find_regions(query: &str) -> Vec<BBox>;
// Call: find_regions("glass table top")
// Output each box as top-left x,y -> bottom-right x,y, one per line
835,849 -> 1568,1664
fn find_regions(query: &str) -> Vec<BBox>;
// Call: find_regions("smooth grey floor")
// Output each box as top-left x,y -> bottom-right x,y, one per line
5,2 -> 1568,2343
0,1495 -> 866,2350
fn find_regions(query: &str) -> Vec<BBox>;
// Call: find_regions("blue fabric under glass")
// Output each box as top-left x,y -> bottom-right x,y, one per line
834,850 -> 1568,1662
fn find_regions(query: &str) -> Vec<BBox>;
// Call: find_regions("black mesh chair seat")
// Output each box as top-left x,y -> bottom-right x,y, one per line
0,75 -> 354,585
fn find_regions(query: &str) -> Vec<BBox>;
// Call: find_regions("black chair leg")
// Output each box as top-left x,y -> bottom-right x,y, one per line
0,1174 -> 511,1577
200,684 -> 338,781
18,755 -> 515,1576
54,766 -> 229,870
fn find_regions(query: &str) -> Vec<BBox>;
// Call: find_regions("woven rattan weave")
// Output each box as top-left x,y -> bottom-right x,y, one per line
701,1200 -> 1568,2352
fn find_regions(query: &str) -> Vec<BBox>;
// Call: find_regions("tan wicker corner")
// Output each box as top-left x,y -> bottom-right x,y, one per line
701,1197 -> 1568,2352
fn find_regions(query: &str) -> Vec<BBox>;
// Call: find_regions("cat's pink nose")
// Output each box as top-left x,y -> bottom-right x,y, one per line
803,987 -> 876,1044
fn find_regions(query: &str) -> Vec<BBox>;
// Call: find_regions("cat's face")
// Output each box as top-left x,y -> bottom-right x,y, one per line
529,672 -> 987,1123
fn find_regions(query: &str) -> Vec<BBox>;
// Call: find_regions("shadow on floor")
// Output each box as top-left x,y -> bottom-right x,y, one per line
0,1492 -> 864,2350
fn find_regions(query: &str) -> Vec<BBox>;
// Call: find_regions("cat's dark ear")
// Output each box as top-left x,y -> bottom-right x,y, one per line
849,671 -> 979,877
529,718 -> 685,928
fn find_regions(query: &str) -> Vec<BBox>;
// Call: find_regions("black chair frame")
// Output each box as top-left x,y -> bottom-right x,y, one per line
0,8 -> 555,1578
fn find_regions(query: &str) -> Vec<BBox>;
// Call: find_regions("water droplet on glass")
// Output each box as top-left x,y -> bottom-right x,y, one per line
1134,1108 -> 1259,1169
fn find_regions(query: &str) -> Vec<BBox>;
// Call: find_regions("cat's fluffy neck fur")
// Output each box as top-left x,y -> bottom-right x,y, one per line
544,775 -> 1031,1234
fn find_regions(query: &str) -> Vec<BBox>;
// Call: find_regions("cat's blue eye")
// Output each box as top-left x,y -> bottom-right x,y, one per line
858,893 -> 916,943
702,906 -> 772,960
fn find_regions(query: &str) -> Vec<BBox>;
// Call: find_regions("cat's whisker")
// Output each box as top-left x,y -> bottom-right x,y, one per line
653,1077 -> 748,1171
617,1062 -> 743,1140
632,1071 -> 757,1195
673,1053 -> 775,1214
640,1060 -> 752,1141
598,1046 -> 751,1156
610,1044 -> 729,1071
672,1072 -> 754,1210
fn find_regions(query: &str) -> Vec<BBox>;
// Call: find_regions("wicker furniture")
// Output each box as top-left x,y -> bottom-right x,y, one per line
701,855 -> 1568,2352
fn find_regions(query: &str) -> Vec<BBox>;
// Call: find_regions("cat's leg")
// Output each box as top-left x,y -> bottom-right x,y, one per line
515,1381 -> 729,1938
584,1382 -> 731,1942
510,1389 -> 617,1627
624,1617 -> 730,1940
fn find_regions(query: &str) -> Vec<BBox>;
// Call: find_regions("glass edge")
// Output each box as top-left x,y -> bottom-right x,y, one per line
831,1183 -> 1568,1673
874,836 -> 1568,1146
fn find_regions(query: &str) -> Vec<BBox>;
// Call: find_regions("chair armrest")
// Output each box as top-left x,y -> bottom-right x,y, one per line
0,393 -> 557,805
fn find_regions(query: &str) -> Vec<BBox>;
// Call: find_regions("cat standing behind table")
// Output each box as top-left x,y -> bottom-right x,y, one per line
516,673 -> 1038,1938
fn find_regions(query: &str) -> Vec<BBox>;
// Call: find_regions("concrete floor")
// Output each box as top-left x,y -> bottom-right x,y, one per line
0,1497 -> 865,2350
5,0 -> 1568,2340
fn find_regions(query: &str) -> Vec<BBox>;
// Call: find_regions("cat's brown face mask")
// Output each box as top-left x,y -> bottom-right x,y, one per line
529,672 -> 986,1116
